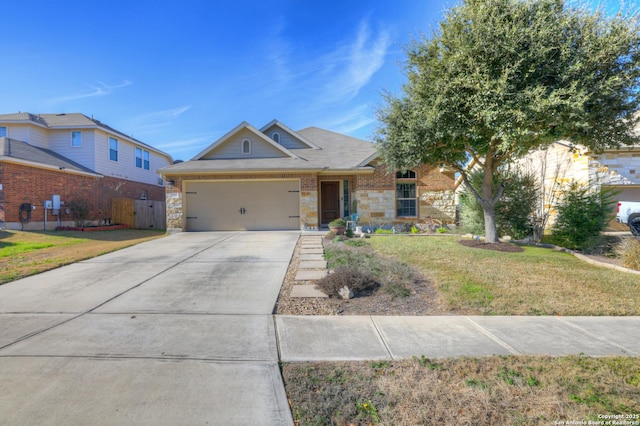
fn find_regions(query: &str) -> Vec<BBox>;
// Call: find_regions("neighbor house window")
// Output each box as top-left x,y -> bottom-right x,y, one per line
0,126 -> 6,137
109,137 -> 118,161
135,147 -> 150,170
71,131 -> 82,147
396,170 -> 417,217
272,132 -> 280,143
242,139 -> 251,155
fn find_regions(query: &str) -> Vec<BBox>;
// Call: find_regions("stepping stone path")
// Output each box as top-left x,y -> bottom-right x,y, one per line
291,235 -> 329,298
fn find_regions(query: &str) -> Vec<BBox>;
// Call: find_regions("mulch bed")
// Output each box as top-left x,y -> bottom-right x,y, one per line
458,239 -> 524,252
274,236 -> 451,316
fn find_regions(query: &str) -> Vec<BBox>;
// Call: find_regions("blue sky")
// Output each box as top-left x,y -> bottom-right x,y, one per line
0,0 -> 631,161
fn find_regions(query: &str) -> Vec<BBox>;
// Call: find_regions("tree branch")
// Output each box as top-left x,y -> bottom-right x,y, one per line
466,146 -> 485,168
459,169 -> 484,204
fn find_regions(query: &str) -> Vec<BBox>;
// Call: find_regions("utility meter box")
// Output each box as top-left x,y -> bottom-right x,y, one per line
44,200 -> 53,209
52,195 -> 61,210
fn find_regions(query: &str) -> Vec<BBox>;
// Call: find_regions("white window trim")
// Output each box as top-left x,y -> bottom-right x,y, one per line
242,139 -> 251,155
71,131 -> 82,147
135,147 -> 143,168
109,137 -> 118,162
396,170 -> 418,218
135,147 -> 151,170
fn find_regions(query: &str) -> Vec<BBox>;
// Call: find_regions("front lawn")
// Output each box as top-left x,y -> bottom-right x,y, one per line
283,355 -> 640,425
0,229 -> 165,284
368,236 -> 640,316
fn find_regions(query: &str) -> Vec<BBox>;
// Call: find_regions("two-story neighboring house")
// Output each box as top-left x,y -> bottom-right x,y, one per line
0,112 -> 172,230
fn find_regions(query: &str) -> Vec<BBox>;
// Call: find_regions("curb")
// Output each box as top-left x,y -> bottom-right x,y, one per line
514,240 -> 640,276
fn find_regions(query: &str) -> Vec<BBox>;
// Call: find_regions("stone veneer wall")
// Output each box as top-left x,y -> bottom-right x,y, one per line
355,189 -> 396,223
300,175 -> 318,230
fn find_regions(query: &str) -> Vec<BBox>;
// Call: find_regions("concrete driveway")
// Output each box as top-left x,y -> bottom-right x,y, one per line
0,231 -> 299,426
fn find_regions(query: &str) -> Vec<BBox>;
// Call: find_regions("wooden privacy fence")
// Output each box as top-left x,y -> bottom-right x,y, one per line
112,198 -> 166,230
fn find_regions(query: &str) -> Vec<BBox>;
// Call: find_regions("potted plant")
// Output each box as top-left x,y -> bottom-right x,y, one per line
328,218 -> 346,235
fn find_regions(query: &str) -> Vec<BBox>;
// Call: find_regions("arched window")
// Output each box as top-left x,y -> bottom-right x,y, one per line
396,170 -> 417,217
272,132 -> 280,143
242,139 -> 251,155
396,170 -> 416,179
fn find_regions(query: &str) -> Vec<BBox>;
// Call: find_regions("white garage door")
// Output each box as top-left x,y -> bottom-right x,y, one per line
185,180 -> 300,231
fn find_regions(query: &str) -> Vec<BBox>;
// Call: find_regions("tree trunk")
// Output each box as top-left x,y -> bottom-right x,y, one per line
483,203 -> 499,243
461,155 -> 502,244
481,159 -> 500,243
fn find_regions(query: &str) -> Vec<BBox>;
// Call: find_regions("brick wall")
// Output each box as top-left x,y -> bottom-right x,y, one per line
0,162 -> 165,229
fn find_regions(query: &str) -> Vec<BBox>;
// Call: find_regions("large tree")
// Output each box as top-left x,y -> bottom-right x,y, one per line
375,0 -> 640,243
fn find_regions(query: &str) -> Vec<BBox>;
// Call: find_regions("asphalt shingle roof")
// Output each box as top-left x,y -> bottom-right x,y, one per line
159,126 -> 378,174
0,112 -> 170,157
0,137 -> 99,175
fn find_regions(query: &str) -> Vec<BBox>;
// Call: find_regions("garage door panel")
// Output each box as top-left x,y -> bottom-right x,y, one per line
186,181 -> 300,231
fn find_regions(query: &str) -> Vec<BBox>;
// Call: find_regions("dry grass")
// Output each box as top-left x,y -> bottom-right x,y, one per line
283,355 -> 640,425
0,229 -> 165,284
615,237 -> 640,271
368,236 -> 640,316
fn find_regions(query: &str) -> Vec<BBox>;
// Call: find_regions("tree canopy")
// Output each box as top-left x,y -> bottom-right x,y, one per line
375,0 -> 640,242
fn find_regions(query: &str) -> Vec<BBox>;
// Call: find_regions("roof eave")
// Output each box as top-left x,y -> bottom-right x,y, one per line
357,152 -> 379,167
159,166 -> 375,177
0,156 -> 103,178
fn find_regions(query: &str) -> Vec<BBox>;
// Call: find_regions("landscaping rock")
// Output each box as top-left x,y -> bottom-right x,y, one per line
338,286 -> 354,300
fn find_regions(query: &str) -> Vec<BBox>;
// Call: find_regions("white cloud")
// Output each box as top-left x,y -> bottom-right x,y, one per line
320,19 -> 391,103
318,104 -> 376,135
156,134 -> 213,160
256,16 -> 391,106
129,105 -> 191,133
47,80 -> 132,104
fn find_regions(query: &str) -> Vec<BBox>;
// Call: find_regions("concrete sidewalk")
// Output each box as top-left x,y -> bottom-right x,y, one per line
276,315 -> 640,361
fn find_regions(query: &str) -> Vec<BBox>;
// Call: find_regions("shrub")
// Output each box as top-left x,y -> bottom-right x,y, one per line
614,238 -> 640,271
459,169 -> 538,239
552,183 -> 617,250
67,199 -> 90,227
344,239 -> 370,248
316,267 -> 379,297
324,241 -> 423,298
374,228 -> 394,234
329,218 -> 346,227
382,282 -> 411,298
324,244 -> 377,270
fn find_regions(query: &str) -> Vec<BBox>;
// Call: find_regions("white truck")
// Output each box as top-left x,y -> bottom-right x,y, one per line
616,201 -> 640,235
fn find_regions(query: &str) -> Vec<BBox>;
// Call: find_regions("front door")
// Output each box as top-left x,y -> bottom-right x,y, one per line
321,181 -> 340,224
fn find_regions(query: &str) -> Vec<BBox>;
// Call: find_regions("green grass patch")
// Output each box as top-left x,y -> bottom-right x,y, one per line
367,236 -> 640,315
0,229 -> 164,284
0,241 -> 56,257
